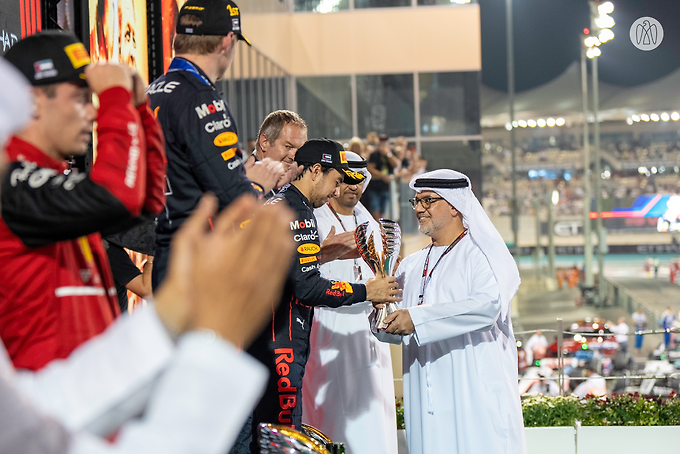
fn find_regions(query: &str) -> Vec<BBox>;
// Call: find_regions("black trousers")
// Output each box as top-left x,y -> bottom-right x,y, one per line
231,341 -> 309,454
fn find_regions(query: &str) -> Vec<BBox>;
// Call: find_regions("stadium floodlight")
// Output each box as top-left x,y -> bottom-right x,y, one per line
598,29 -> 614,43
537,118 -> 546,127
661,112 -> 670,121
598,1 -> 614,15
556,118 -> 566,126
584,36 -> 601,48
641,114 -> 650,121
595,14 -> 615,30
518,120 -> 527,128
546,118 -> 556,127
672,112 -> 680,121
631,115 -> 640,122
505,122 -> 512,130
527,119 -> 537,128
626,118 -> 633,125
586,47 -> 601,58
651,113 -> 660,122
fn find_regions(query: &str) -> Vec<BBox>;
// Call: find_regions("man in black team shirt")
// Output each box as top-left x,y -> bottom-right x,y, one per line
148,0 -> 283,289
235,139 -> 401,453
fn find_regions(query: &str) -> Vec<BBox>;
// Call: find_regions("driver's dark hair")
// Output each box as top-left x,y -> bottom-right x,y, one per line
295,163 -> 334,181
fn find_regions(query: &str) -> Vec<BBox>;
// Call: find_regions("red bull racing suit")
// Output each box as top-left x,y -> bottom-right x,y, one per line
148,57 -> 263,289
237,184 -> 368,452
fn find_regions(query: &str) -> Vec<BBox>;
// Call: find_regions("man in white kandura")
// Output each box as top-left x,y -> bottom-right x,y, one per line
372,169 -> 526,454
303,151 -> 397,454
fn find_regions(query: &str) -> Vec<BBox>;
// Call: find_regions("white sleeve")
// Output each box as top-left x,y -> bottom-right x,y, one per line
0,343 -> 72,454
406,256 -> 501,346
66,331 -> 268,454
15,305 -> 175,436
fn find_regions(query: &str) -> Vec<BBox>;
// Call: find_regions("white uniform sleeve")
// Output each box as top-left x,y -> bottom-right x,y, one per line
406,255 -> 501,346
0,343 -> 71,454
15,305 -> 175,436
67,331 -> 268,454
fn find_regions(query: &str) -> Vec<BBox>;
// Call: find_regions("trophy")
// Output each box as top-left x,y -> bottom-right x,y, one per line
355,219 -> 401,330
258,423 -> 330,454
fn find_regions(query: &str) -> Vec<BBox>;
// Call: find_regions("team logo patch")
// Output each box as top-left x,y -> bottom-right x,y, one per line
64,43 -> 90,69
33,59 -> 57,80
331,281 -> 353,293
297,243 -> 320,255
232,18 -> 240,31
343,169 -> 366,181
300,256 -> 318,265
290,218 -> 315,230
221,148 -> 237,161
321,153 -> 332,164
214,132 -> 238,147
195,100 -> 226,119
339,151 -> 347,164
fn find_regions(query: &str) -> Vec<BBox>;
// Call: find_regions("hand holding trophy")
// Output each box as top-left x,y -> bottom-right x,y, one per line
355,218 -> 402,330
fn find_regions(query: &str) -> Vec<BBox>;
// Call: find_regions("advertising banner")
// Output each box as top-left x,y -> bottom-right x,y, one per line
88,0 -> 148,81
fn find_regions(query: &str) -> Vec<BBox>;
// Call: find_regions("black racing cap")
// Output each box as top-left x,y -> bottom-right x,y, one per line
295,138 -> 366,185
4,30 -> 90,87
176,0 -> 251,46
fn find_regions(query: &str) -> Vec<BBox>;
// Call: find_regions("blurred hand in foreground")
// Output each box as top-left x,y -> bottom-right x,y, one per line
154,193 -> 295,347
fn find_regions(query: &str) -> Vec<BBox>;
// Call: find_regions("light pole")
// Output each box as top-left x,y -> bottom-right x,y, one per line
584,0 -> 614,305
533,199 -> 542,277
548,190 -> 558,279
581,39 -> 594,290
506,0 -> 518,261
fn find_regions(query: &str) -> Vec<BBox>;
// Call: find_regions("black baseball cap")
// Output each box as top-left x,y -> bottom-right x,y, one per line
4,30 -> 90,87
295,139 -> 366,185
176,0 -> 251,46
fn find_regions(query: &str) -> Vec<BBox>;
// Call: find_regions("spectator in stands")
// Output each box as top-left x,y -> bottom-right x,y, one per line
661,306 -> 675,348
398,146 -> 427,184
347,136 -> 368,160
632,309 -> 647,353
365,134 -> 399,219
572,360 -> 606,398
608,316 -> 630,354
525,330 -> 548,366
366,131 -> 379,148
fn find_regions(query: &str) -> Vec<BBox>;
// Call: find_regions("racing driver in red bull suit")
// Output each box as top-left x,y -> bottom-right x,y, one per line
235,139 -> 401,453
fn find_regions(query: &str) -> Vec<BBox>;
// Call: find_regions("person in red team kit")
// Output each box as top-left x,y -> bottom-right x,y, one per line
0,31 -> 166,370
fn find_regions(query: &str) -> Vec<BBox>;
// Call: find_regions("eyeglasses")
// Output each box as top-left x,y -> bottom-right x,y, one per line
409,196 -> 445,210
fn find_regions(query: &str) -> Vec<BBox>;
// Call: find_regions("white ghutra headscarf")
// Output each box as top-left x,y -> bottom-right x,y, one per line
409,169 -> 520,321
345,151 -> 376,226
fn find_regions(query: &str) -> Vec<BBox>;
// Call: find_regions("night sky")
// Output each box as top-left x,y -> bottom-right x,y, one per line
480,0 -> 680,92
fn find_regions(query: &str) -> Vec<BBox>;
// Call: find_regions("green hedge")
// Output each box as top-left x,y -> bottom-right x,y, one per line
522,393 -> 680,427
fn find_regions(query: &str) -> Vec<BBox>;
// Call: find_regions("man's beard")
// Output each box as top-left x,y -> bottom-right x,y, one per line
418,217 -> 442,238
